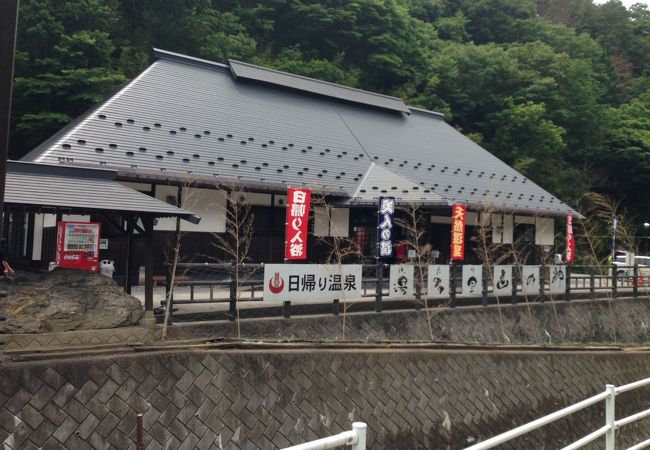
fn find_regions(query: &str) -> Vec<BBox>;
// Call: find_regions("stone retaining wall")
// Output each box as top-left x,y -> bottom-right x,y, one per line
1,348 -> 649,449
168,297 -> 650,344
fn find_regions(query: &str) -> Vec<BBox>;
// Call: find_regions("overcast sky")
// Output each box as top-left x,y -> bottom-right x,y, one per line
593,0 -> 650,7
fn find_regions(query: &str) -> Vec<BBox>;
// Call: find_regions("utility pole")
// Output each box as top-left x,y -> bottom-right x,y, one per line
0,0 -> 20,239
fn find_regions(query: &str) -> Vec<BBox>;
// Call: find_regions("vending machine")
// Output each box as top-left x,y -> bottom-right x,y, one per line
55,222 -> 102,272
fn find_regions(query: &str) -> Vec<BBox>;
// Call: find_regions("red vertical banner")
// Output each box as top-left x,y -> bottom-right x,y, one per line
450,204 -> 466,261
285,187 -> 312,260
566,214 -> 575,263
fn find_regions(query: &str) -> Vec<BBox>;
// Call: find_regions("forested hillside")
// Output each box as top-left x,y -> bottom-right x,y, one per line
10,0 -> 650,225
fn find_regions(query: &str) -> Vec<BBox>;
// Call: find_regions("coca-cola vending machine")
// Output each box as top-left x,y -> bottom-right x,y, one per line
56,222 -> 101,272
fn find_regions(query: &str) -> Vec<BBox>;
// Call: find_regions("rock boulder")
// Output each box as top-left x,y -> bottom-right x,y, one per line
0,268 -> 143,334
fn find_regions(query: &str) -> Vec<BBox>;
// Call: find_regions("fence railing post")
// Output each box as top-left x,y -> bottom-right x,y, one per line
333,299 -> 340,316
511,266 -> 518,305
605,384 -> 616,450
590,270 -> 595,300
166,264 -> 174,326
229,263 -> 237,321
539,265 -> 545,302
633,265 -> 639,298
482,265 -> 488,306
136,413 -> 144,450
352,422 -> 367,450
565,265 -> 571,301
450,264 -> 457,308
375,263 -> 383,312
612,265 -> 618,299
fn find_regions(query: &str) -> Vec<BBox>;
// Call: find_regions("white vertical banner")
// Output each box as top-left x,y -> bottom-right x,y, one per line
522,265 -> 540,295
389,264 -> 414,298
427,265 -> 450,298
549,265 -> 567,294
462,265 -> 483,296
264,264 -> 362,302
493,265 -> 512,296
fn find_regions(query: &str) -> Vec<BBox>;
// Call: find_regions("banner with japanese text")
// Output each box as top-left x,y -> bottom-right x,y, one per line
264,264 -> 363,301
566,214 -> 575,263
377,197 -> 395,261
450,204 -> 466,261
285,187 -> 311,260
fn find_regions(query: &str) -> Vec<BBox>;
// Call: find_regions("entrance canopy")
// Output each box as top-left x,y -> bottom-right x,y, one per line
5,161 -> 196,219
3,160 -> 199,322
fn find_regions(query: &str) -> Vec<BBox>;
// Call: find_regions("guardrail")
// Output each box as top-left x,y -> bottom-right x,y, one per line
465,377 -> 650,450
282,422 -> 366,450
157,262 -> 649,323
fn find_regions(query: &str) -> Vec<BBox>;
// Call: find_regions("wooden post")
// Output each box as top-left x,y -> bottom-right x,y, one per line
375,262 -> 383,312
141,215 -> 156,328
124,217 -> 134,294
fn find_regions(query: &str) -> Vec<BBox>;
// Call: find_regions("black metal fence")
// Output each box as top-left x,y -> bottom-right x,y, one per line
157,263 -> 648,323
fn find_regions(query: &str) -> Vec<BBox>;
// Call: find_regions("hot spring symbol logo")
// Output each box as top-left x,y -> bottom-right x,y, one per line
269,272 -> 285,294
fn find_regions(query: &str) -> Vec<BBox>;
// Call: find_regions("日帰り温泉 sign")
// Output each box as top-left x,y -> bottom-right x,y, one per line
264,264 -> 362,301
285,187 -> 311,260
377,197 -> 395,261
450,204 -> 466,261
565,214 -> 575,263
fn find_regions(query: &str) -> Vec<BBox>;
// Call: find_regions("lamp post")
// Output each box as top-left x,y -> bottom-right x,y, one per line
643,222 -> 649,255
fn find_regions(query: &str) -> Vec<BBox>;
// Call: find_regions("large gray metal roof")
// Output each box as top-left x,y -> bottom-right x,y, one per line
24,48 -> 577,217
5,161 -> 194,217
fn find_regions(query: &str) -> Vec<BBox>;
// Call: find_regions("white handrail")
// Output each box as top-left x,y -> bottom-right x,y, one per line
464,391 -> 609,450
283,422 -> 367,450
465,377 -> 650,450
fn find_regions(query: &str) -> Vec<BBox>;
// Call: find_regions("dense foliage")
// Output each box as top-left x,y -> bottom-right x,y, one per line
10,0 -> 650,229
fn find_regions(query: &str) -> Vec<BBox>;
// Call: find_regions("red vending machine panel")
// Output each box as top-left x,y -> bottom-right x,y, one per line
56,222 -> 101,272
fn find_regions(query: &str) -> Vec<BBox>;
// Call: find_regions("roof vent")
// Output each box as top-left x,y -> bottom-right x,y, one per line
269,140 -> 275,144
180,127 -> 187,131
155,155 -> 163,160
262,144 -> 268,148
248,137 -> 254,141
143,126 -> 150,131
154,123 -> 161,128
227,134 -> 233,138
262,162 -> 268,166
167,151 -> 174,155
62,144 -> 71,149
193,154 -> 200,159
288,143 -> 294,147
208,161 -> 215,166
114,122 -> 123,127
139,147 -> 146,152
204,130 -> 210,135
126,151 -> 134,157
77,139 -> 86,145
240,140 -> 246,144
218,137 -> 224,142
127,119 -> 134,124
232,163 -> 238,168
195,134 -> 201,138
98,114 -> 106,120
169,130 -> 177,135
183,158 -> 190,163
95,148 -> 104,153
109,144 -> 117,149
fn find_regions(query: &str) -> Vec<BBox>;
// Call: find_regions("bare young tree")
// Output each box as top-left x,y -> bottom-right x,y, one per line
211,185 -> 255,337
161,182 -> 200,341
312,193 -> 360,339
395,203 -> 436,341
471,208 -> 514,343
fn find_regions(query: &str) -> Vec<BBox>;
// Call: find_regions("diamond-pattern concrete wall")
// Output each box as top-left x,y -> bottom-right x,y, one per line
1,349 -> 649,449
